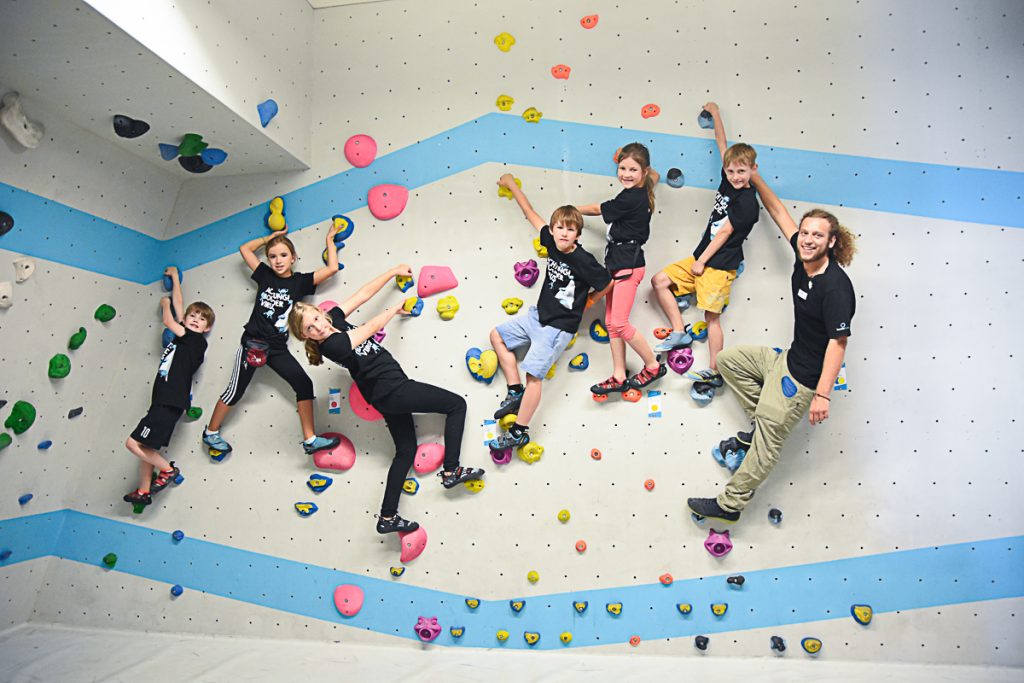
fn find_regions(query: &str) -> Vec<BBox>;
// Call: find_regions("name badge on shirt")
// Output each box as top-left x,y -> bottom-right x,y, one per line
797,289 -> 808,300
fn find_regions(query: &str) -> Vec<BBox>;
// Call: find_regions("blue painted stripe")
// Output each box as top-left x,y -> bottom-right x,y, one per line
3,113 -> 1023,285
2,510 -> 1021,650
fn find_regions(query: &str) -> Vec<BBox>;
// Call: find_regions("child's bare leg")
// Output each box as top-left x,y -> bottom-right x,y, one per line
515,374 -> 543,426
651,272 -> 685,331
136,460 -> 154,493
610,338 -> 628,381
125,437 -> 170,491
490,328 -> 521,385
296,399 -> 316,440
626,333 -> 659,369
206,399 -> 231,432
706,310 -> 724,371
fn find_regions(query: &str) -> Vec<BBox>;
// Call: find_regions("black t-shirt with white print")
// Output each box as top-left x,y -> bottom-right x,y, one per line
151,328 -> 207,409
243,263 -> 316,349
600,186 -> 650,273
692,169 -> 759,271
319,307 -> 408,404
786,233 -> 856,389
535,226 -> 612,334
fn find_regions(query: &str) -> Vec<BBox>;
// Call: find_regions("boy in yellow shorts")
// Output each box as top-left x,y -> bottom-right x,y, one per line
650,102 -> 759,396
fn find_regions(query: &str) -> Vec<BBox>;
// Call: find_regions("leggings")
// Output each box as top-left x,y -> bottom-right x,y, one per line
605,267 -> 646,340
219,340 -> 315,405
373,380 -> 467,517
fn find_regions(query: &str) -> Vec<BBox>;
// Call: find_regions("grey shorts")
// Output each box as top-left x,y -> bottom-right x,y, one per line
495,306 -> 574,380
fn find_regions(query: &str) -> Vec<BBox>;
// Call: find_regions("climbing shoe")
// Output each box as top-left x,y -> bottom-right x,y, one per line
202,431 -> 233,453
487,431 -> 529,451
494,387 -> 524,419
376,514 -> 420,534
150,462 -> 180,493
302,433 -> 341,455
687,497 -> 741,523
591,375 -> 629,395
439,466 -> 486,489
123,489 -> 152,506
654,330 -> 693,352
628,363 -> 667,389
684,368 -> 724,386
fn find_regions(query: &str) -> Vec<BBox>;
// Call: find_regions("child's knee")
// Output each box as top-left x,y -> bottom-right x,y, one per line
294,378 -> 315,401
651,271 -> 669,289
704,310 -> 722,326
606,318 -> 634,339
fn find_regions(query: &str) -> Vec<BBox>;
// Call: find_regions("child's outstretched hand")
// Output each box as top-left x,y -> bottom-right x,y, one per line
702,101 -> 719,116
393,263 -> 413,278
497,173 -> 516,189
163,266 -> 178,278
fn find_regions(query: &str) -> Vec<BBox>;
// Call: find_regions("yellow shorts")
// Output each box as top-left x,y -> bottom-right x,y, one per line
662,256 -> 736,314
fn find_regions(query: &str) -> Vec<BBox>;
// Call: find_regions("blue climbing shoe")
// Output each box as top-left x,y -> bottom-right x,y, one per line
684,368 -> 724,386
302,434 -> 341,455
655,330 -> 693,352
487,431 -> 529,450
202,431 -> 233,453
494,387 -> 524,419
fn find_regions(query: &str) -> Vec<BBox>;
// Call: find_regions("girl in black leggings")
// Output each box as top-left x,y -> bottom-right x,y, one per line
288,265 -> 484,533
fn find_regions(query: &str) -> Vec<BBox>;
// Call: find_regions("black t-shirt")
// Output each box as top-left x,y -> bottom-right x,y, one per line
600,186 -> 651,273
151,328 -> 207,409
692,169 -> 759,271
786,233 -> 856,388
319,307 -> 408,403
243,263 -> 316,349
535,226 -> 612,333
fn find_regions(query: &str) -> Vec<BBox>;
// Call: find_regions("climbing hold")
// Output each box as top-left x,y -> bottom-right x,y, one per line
666,168 -> 685,188
629,635 -> 641,647
372,329 -> 386,343
464,479 -> 485,492
395,274 -> 414,292
0,549 -> 10,561
436,295 -> 459,321
851,604 -> 873,625
640,103 -> 661,119
413,442 -> 444,474
557,509 -> 570,523
522,107 -> 543,124
567,333 -> 578,348
496,94 -> 515,111
567,353 -> 589,371
501,297 -> 524,315
659,573 -> 673,585
590,448 -> 602,460
170,584 -> 184,597
465,347 -> 498,384
704,529 -> 732,557
67,407 -> 83,419
606,602 -> 622,616
510,599 -> 525,613
771,635 -> 787,653
5,401 -> 36,434
0,92 -> 43,149
344,134 -> 377,168
13,257 -> 34,283
94,304 -> 116,322
417,265 -> 458,298
518,442 -> 543,464
316,300 -> 340,314
688,321 -> 708,341
307,474 -> 333,493
551,64 -> 571,80
589,319 -> 609,343
333,584 -> 364,617
575,540 -> 587,553
172,530 -> 185,542
498,414 -> 517,431
514,259 -> 540,288
698,110 -> 714,129
37,440 -> 52,450
801,637 -> 822,655
186,407 -> 203,420
691,382 -> 715,406
402,478 -> 420,495
545,363 -> 556,380
390,566 -> 405,577
294,502 -> 318,517
17,493 -> 32,505
0,433 -> 9,450
449,626 -> 464,638
403,296 -> 424,316
179,155 -> 212,174
711,603 -> 728,617
68,327 -> 87,350
414,617 -> 441,642
465,598 -> 480,610
560,631 -> 573,644
727,575 -> 746,588
497,176 -> 522,200
580,14 -> 599,28
48,353 -> 70,379
367,184 -> 409,221
350,384 -> 384,421
768,508 -> 783,524
666,348 -> 694,375
158,143 -> 179,161
496,630 -> 509,642
644,479 -> 655,491
695,635 -> 710,651
493,32 -> 516,52
527,570 -> 539,584
0,211 -> 13,237
781,375 -> 798,398
676,294 -> 694,311
257,99 -> 278,127
0,281 -> 11,309
161,267 -> 183,292
524,631 -> 541,646
677,603 -> 692,615
200,148 -> 228,166
532,236 -> 548,259
177,133 -> 207,158
102,553 -> 117,568
490,447 -> 512,465
266,197 -> 286,231
399,526 -> 427,562
313,432 -> 358,470
573,600 -> 588,613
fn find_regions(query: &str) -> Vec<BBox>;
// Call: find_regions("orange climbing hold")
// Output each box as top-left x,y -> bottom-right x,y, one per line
659,573 -> 673,585
629,635 -> 641,646
644,479 -> 655,491
580,14 -> 599,29
551,64 -> 571,80
575,540 -> 587,553
590,448 -> 602,461
641,103 -> 661,119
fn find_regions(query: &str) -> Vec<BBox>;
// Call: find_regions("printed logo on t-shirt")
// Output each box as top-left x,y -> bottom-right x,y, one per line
708,192 -> 730,238
353,337 -> 382,358
547,259 -> 577,310
274,308 -> 290,334
157,340 -> 176,380
259,287 -> 295,325
835,322 -> 849,333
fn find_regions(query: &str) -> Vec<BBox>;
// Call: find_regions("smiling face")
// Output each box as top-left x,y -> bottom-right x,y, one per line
183,309 -> 210,333
267,241 -> 296,276
616,155 -> 647,190
724,161 -> 755,190
797,216 -> 835,264
298,307 -> 333,342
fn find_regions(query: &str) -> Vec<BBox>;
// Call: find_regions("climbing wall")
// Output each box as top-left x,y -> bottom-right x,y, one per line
1,0 -> 1023,674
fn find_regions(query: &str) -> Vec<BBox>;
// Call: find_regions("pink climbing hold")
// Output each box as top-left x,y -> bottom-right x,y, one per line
413,442 -> 445,474
666,347 -> 694,374
344,134 -> 377,168
399,525 -> 427,563
333,584 -> 364,617
313,432 -> 356,471
704,529 -> 733,557
317,300 -> 340,314
368,184 -> 409,220
514,259 -> 540,287
349,383 -> 383,421
416,265 -> 458,298
414,616 -> 442,642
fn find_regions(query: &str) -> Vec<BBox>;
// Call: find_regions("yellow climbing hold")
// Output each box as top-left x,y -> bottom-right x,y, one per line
522,107 -> 543,124
494,32 -> 515,52
527,570 -> 539,584
533,236 -> 548,259
518,442 -> 543,464
496,629 -> 509,642
496,94 -> 515,111
464,479 -> 485,493
498,176 -> 522,200
557,509 -> 570,523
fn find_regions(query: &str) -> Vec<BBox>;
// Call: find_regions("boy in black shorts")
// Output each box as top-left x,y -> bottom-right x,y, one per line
124,267 -> 214,508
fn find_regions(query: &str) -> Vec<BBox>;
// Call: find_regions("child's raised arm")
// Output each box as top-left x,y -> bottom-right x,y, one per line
345,303 -> 408,348
160,297 -> 186,338
498,174 -> 545,231
749,170 -> 799,241
165,266 -> 184,323
703,102 -> 728,159
339,264 -> 412,317
313,220 -> 343,286
239,230 -> 282,271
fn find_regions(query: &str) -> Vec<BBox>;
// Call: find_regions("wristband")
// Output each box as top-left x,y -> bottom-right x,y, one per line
814,393 -> 830,401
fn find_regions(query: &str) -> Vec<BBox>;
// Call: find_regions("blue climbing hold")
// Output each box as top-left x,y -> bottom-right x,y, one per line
781,375 -> 798,398
170,584 -> 184,597
173,474 -> 184,485
201,148 -> 228,166
0,549 -> 11,561
37,440 -> 52,450
698,110 -> 714,129
307,474 -> 334,493
295,502 -> 318,516
332,215 -> 355,243
666,168 -> 685,188
158,143 -> 179,161
172,530 -> 185,542
568,353 -> 589,371
257,99 -> 279,127
162,266 -> 183,291
17,493 -> 32,505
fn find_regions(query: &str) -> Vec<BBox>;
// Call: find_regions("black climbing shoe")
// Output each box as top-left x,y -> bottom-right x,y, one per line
376,514 -> 420,534
687,497 -> 741,523
439,466 -> 486,489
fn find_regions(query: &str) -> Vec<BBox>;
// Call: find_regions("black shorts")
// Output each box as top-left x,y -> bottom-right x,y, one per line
130,404 -> 184,449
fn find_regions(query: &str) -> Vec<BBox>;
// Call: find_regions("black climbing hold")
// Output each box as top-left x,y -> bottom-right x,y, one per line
0,399 -> 6,410
67,407 -> 83,419
694,635 -> 709,651
0,211 -> 12,237
179,156 -> 213,174
666,168 -> 684,188
770,635 -> 786,652
768,508 -> 783,524
113,115 -> 150,139
727,575 -> 745,587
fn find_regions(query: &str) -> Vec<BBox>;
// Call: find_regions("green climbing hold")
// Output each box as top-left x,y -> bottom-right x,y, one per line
186,406 -> 203,420
48,353 -> 71,379
94,304 -> 116,322
102,553 -> 118,568
68,327 -> 87,350
178,133 -> 207,157
0,433 -> 11,450
4,401 -> 36,434
132,504 -> 146,514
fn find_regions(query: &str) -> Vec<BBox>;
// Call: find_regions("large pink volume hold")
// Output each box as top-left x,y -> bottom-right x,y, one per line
333,584 -> 364,617
313,432 -> 357,471
368,184 -> 409,220
349,383 -> 383,421
344,134 -> 377,168
416,265 -> 458,298
399,526 -> 427,562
